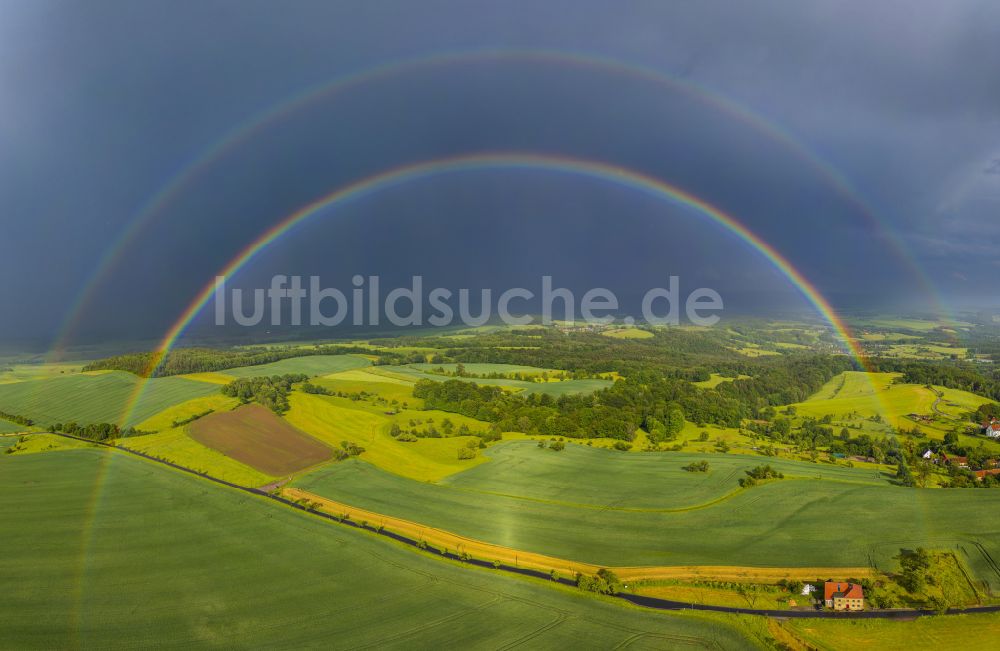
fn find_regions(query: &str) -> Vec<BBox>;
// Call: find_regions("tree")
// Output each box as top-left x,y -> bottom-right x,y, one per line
896,461 -> 916,487
736,584 -> 761,608
665,405 -> 685,439
894,547 -> 932,593
576,569 -> 623,595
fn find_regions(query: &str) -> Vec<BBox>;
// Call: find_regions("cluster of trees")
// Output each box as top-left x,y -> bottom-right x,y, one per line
384,327 -> 732,376
388,417 -> 479,440
575,568 -> 623,595
537,438 -> 566,451
83,345 -> 370,377
683,460 -> 710,472
976,403 -> 1000,421
0,410 -> 33,427
331,440 -> 366,461
892,548 -> 952,612
411,353 -> 847,442
51,421 -> 145,441
738,465 -> 784,488
300,382 -> 333,396
941,467 -> 1000,488
876,360 -> 1000,403
457,439 -> 479,460
220,374 -> 308,414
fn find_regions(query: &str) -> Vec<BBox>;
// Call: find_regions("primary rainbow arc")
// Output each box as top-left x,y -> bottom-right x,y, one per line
116,151 -> 872,427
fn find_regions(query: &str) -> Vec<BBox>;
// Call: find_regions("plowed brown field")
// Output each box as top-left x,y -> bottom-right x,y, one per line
190,404 -> 331,476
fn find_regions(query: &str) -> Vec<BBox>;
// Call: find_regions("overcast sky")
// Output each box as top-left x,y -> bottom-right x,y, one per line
1,0 -> 998,344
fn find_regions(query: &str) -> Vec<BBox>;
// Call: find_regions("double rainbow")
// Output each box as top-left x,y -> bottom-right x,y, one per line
116,152 -> 871,427
48,48 -> 948,361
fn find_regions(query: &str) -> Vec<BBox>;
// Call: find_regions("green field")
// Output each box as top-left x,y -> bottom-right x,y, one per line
374,365 -> 613,396
440,441 -> 887,508
0,418 -> 24,433
0,448 -> 756,649
601,328 -> 654,339
292,441 -> 1000,589
218,354 -> 371,378
0,361 -> 91,384
0,372 -> 219,427
407,362 -> 562,377
791,371 -> 994,442
285,392 -> 489,481
693,373 -> 750,389
134,393 -> 241,432
785,612 -> 1000,650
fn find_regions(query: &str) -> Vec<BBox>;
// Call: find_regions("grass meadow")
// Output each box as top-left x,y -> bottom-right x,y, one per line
784,612 -> 1000,650
0,448 -> 757,649
292,441 -> 1000,591
218,354 -> 370,378
791,371 -> 996,447
374,364 -> 613,396
284,393 -> 488,481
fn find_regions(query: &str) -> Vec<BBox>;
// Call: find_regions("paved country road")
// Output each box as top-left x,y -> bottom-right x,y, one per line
20,431 -> 1000,621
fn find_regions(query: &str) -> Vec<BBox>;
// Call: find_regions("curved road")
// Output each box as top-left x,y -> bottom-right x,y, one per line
16,431 -> 1000,621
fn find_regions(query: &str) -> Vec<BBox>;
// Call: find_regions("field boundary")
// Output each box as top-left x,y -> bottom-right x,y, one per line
26,431 -> 1000,621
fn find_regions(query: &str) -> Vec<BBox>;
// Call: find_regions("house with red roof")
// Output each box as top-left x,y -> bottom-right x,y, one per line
983,418 -> 1000,439
941,453 -> 969,468
975,469 -> 1000,481
824,582 -> 864,611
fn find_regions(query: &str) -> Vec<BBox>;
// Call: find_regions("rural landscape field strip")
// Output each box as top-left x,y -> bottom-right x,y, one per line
219,354 -> 371,378
283,487 -> 874,586
12,427 -> 1000,637
0,442 -> 760,649
376,364 -> 613,396
441,442 -> 888,510
291,449 -> 1000,586
0,372 -> 218,426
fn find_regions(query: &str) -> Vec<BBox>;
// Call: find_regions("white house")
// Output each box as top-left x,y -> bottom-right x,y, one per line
984,418 -> 1000,439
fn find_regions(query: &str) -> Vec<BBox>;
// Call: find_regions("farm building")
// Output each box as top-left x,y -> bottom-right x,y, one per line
983,418 -> 1000,439
824,582 -> 864,611
975,469 -> 1000,481
941,453 -> 969,468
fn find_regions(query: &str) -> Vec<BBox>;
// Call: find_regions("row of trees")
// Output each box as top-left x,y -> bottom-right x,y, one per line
0,410 -> 33,427
51,421 -> 145,441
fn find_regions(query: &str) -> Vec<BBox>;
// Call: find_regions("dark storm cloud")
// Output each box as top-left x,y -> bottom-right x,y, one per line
1,0 -> 998,343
